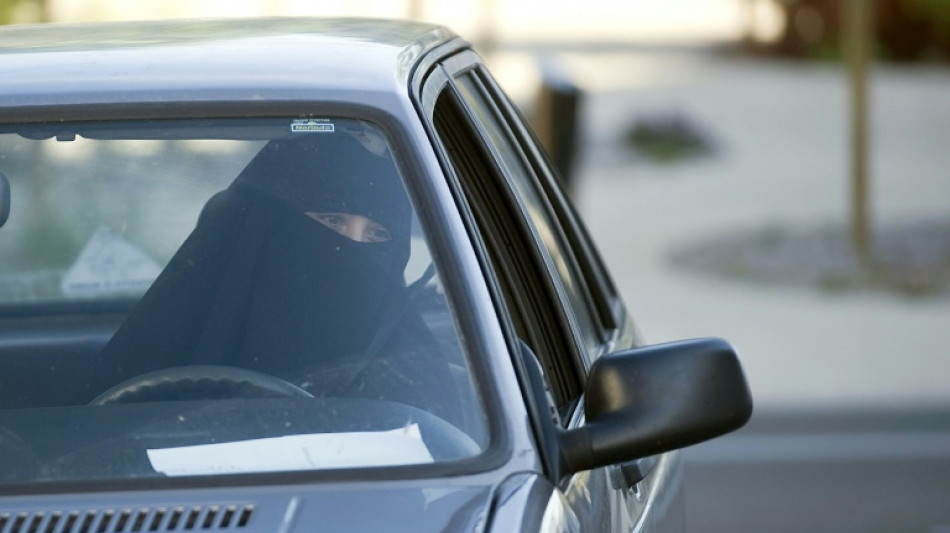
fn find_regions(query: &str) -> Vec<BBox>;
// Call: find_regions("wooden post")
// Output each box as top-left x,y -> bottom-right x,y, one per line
845,0 -> 872,261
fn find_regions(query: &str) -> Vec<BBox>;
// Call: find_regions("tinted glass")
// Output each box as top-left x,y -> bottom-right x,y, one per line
454,75 -> 601,355
0,117 -> 485,486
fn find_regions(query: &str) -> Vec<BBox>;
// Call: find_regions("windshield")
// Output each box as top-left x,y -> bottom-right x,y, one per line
0,117 -> 486,486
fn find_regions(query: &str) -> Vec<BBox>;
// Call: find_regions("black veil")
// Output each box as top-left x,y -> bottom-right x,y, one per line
93,127 -> 460,420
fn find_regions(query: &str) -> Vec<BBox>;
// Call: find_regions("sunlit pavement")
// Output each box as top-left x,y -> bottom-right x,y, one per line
568,48 -> 950,410
495,46 -> 950,531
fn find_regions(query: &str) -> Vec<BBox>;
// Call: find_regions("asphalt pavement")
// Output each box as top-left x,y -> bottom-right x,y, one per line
496,46 -> 950,532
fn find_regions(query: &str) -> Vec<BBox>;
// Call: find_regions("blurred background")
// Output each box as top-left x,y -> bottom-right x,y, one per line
2,0 -> 949,530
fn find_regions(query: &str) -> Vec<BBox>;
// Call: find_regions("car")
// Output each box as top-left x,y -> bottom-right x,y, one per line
0,17 -> 751,532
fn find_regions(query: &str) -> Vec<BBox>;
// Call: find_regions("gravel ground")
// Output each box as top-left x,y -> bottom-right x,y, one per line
668,217 -> 950,299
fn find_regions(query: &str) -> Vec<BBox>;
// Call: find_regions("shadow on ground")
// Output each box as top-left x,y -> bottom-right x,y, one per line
669,216 -> 950,300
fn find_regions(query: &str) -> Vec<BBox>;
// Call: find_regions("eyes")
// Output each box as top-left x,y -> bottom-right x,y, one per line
306,212 -> 392,243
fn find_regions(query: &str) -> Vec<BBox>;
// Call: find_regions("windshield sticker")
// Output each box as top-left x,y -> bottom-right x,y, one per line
291,119 -> 335,133
61,227 -> 161,298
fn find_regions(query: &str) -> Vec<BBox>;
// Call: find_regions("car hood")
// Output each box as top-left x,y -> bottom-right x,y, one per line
0,481 -> 498,533
276,483 -> 493,532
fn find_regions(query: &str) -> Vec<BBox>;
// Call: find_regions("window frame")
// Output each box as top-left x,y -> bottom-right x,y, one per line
430,48 -> 630,391
475,71 -> 625,340
431,74 -> 583,409
0,103 -> 515,492
483,69 -> 626,338
449,66 -> 621,367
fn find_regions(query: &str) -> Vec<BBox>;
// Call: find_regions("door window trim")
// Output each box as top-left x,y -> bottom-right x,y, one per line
431,78 -> 583,409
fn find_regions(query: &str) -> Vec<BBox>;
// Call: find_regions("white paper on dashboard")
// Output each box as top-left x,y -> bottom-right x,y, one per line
62,227 -> 161,298
147,424 -> 433,476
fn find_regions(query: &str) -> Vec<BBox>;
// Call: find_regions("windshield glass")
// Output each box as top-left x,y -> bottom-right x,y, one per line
0,117 -> 486,486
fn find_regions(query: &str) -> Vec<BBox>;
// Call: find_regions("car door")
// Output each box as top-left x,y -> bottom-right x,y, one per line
417,49 -> 686,532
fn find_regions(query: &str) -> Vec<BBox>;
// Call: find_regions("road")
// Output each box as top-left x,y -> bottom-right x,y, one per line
684,407 -> 950,532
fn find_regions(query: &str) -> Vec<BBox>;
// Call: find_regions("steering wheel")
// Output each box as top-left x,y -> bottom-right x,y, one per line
90,365 -> 314,405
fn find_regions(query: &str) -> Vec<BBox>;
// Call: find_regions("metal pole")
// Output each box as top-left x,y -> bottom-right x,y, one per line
846,0 -> 872,261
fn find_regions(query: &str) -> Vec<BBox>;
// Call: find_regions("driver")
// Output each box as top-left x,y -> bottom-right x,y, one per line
93,127 -> 460,422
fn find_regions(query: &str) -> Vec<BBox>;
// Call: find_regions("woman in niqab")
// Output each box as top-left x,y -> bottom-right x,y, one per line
93,130 -> 459,422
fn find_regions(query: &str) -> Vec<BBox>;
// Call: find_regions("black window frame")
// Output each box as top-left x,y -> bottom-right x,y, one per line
431,74 -> 584,410
475,70 -> 624,338
450,68 -> 619,364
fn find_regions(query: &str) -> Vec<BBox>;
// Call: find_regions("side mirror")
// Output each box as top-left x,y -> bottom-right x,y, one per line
558,338 -> 752,474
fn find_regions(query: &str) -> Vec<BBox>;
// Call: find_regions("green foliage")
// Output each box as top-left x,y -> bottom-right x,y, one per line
766,0 -> 950,62
623,113 -> 715,164
0,0 -> 47,25
904,0 -> 950,23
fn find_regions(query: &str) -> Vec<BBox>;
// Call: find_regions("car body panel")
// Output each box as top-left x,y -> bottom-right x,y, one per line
0,18 -> 455,115
0,481 -> 494,533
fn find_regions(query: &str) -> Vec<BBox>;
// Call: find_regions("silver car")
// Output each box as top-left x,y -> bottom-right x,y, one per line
0,18 -> 751,532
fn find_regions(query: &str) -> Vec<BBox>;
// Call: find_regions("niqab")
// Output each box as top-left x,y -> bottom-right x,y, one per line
93,130 -> 458,416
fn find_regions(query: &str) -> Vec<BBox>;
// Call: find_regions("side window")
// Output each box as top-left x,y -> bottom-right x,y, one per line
451,72 -> 605,362
432,83 -> 583,411
477,71 -> 623,339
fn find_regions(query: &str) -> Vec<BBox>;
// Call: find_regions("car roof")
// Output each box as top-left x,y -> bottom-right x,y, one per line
0,17 -> 462,115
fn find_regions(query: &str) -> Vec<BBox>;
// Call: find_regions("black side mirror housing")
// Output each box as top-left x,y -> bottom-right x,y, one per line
558,338 -> 752,474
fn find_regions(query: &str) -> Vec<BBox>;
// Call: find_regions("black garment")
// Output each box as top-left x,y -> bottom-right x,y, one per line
94,134 -> 459,421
